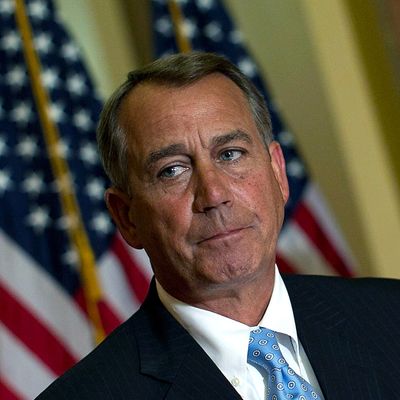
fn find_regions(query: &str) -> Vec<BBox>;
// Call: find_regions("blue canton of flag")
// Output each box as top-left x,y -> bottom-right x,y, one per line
151,0 -> 355,276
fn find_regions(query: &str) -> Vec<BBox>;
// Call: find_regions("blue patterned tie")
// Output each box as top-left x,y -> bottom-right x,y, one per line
248,327 -> 321,400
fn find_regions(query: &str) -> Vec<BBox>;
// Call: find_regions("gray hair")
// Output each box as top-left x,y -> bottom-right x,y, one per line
97,52 -> 272,193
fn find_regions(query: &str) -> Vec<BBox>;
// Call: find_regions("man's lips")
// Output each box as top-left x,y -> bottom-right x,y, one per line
197,227 -> 248,244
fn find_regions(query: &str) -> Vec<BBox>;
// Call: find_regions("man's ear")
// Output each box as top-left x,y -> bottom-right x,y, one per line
268,141 -> 290,204
105,188 -> 144,249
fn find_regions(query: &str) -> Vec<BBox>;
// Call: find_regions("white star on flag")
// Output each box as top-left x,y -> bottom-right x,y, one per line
229,30 -> 243,45
196,0 -> 214,11
0,0 -> 15,15
278,130 -> 295,146
237,57 -> 257,78
182,18 -> 197,39
61,247 -> 79,268
48,101 -> 66,123
22,172 -> 45,196
79,142 -> 99,165
61,41 -> 80,62
26,205 -> 51,233
41,67 -> 60,89
287,159 -> 305,179
34,32 -> 53,54
1,30 -> 20,52
203,21 -> 223,41
90,212 -> 113,235
28,0 -> 49,20
16,136 -> 39,159
66,74 -> 86,96
73,110 -> 92,130
85,178 -> 106,201
155,16 -> 173,35
6,65 -> 27,88
11,102 -> 33,125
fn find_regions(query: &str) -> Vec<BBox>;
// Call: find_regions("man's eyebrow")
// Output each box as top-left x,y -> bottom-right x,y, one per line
145,143 -> 187,169
211,130 -> 253,147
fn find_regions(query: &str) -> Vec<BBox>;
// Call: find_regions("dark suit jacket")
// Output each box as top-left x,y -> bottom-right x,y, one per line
36,275 -> 400,399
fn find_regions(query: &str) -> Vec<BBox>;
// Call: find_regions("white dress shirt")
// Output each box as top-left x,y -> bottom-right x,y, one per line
156,266 -> 324,400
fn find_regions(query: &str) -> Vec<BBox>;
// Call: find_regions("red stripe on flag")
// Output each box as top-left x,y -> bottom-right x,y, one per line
111,235 -> 150,303
276,254 -> 297,275
293,203 -> 353,277
0,282 -> 77,376
98,300 -> 123,335
0,378 -> 22,400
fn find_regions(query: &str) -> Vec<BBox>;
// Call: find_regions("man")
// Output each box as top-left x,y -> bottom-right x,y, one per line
36,52 -> 400,399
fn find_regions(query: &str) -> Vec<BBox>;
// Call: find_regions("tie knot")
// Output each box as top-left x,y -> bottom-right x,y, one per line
249,327 -> 277,342
248,327 -> 288,368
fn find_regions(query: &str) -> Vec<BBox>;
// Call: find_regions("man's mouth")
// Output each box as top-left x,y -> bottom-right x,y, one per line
197,227 -> 248,244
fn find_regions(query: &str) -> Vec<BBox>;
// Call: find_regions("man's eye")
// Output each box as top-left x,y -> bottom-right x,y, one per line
158,165 -> 187,179
219,149 -> 243,162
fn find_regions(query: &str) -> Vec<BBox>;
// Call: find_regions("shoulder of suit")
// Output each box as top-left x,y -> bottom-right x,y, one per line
282,273 -> 400,315
282,273 -> 400,291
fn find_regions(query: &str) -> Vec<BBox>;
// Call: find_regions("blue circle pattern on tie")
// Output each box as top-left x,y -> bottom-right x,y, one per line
248,328 -> 320,400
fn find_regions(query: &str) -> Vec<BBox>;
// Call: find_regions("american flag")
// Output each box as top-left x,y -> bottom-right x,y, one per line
152,0 -> 356,276
0,0 -> 151,398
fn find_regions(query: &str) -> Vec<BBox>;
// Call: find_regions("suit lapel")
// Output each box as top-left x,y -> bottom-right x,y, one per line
164,349 -> 243,400
283,276 -> 380,400
134,281 -> 242,400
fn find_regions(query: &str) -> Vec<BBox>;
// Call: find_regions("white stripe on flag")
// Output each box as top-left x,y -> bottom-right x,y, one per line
98,251 -> 141,320
304,184 -> 356,272
278,222 -> 333,275
126,246 -> 154,281
0,322 -> 56,400
0,229 -> 93,359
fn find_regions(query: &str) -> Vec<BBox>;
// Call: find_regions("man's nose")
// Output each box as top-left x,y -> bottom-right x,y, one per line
192,166 -> 232,213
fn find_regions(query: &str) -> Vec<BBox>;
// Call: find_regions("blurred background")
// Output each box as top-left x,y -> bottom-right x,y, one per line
1,0 -> 400,398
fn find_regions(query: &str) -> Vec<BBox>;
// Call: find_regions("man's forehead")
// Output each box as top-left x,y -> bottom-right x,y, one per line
116,73 -> 260,163
118,74 -> 250,131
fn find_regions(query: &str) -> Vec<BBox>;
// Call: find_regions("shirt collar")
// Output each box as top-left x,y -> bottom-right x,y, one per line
156,280 -> 250,379
259,266 -> 299,354
156,265 -> 299,375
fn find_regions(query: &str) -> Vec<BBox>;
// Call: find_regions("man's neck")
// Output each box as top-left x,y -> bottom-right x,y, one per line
158,268 -> 275,326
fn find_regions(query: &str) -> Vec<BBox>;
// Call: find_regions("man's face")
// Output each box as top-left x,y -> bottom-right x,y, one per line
111,73 -> 289,302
